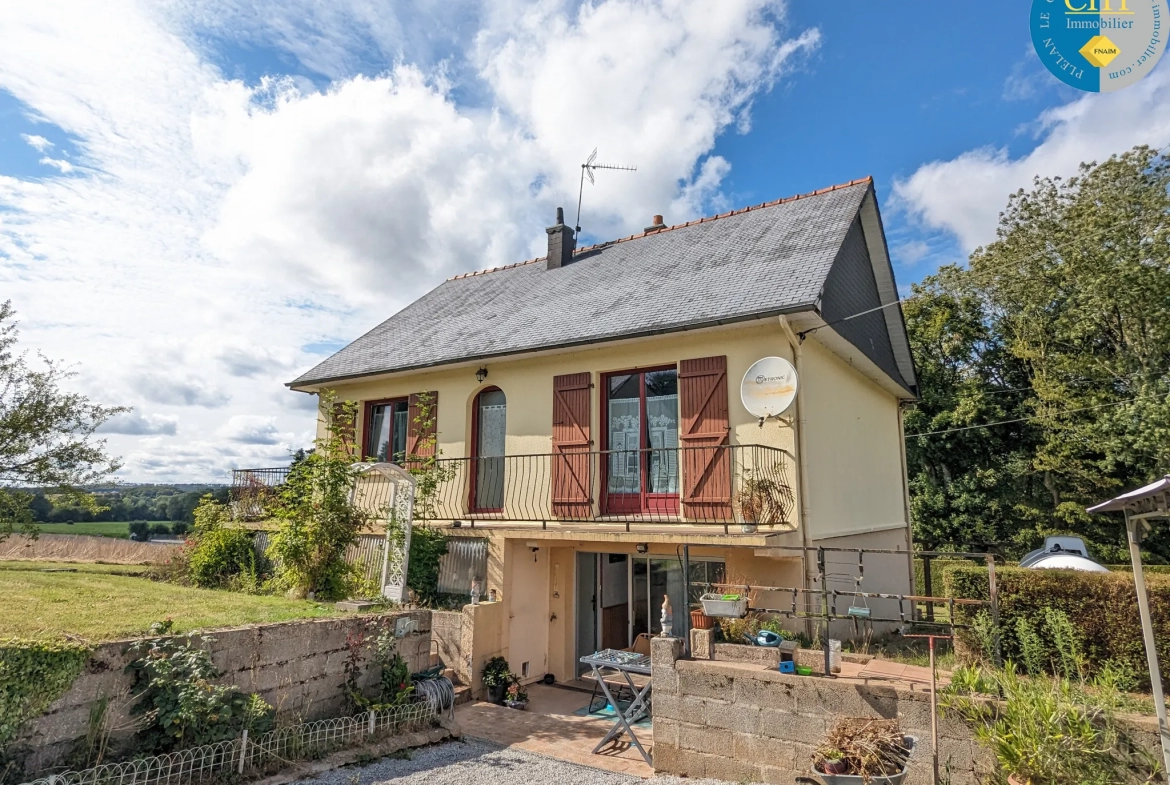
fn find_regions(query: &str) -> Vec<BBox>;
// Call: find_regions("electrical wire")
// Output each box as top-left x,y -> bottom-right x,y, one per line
905,392 -> 1167,438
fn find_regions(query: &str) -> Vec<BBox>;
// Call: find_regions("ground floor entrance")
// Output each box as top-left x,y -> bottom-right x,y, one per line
573,551 -> 724,674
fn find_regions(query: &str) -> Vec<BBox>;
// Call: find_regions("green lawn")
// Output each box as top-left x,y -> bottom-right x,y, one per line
30,521 -> 172,539
0,561 -> 342,641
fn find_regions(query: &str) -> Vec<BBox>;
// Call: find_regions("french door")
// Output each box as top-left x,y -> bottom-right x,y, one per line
603,368 -> 680,516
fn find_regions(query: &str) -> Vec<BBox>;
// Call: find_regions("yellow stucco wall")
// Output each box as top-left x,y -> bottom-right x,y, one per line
317,320 -> 799,524
318,319 -> 795,456
800,337 -> 908,540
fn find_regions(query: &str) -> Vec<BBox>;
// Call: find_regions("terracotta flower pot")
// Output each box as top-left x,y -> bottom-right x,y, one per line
690,609 -> 713,630
1007,776 -> 1026,785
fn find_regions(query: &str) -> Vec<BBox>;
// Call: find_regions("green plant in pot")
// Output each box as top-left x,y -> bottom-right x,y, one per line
504,678 -> 528,710
816,747 -> 848,775
481,656 -> 512,704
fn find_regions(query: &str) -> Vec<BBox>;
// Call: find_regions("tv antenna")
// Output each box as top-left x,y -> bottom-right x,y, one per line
575,148 -> 636,234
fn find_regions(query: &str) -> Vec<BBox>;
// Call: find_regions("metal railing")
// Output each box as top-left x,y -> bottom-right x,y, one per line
232,444 -> 794,529
25,700 -> 440,785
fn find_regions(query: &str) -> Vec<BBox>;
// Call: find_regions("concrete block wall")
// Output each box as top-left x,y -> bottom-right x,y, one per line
651,636 -> 990,785
431,610 -> 466,680
14,611 -> 431,775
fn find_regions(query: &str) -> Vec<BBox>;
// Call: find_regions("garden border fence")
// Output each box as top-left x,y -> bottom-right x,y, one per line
23,699 -> 443,785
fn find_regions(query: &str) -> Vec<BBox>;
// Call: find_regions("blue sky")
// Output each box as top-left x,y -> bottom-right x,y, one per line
1,1 -> 1168,480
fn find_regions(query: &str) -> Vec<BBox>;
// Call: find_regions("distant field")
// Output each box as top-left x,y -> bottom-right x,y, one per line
0,561 -> 341,641
29,521 -> 172,539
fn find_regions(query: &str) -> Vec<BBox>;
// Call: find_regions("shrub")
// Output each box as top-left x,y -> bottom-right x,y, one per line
268,396 -> 368,601
149,522 -> 171,536
171,521 -> 190,537
128,521 -> 150,541
186,496 -> 267,590
946,565 -> 1170,689
126,623 -> 273,753
407,525 -> 448,606
942,662 -> 1158,784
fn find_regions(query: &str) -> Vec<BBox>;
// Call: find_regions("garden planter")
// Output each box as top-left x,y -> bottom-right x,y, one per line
504,699 -> 528,710
487,683 -> 507,704
700,592 -> 748,618
813,737 -> 915,785
690,609 -> 713,630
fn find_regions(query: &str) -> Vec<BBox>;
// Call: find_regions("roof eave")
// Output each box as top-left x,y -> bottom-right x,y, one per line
286,305 -> 817,391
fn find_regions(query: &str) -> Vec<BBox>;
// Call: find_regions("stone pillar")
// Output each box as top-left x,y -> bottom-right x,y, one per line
690,628 -> 714,659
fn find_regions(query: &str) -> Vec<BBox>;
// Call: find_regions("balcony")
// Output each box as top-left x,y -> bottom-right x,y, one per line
232,444 -> 795,532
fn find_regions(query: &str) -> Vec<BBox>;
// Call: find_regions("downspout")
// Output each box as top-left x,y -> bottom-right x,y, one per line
897,402 -> 916,598
779,316 -> 816,640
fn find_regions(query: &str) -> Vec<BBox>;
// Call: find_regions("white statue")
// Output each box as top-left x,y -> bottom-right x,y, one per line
660,594 -> 673,637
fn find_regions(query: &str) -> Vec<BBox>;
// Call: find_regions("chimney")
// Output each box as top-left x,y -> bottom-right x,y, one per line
644,214 -> 666,233
546,207 -> 575,269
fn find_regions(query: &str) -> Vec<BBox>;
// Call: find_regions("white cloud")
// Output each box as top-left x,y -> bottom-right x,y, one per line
132,374 -> 229,408
894,65 -> 1170,252
98,411 -> 180,436
0,0 -> 817,481
21,133 -> 53,151
38,156 -> 74,173
218,415 -> 289,445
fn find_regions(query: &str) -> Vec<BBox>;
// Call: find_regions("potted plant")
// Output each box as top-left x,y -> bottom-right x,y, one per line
810,718 -> 914,784
504,678 -> 528,710
690,605 -> 713,630
816,748 -> 848,775
481,656 -> 512,704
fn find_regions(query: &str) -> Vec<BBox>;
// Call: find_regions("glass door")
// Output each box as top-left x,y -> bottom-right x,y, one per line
473,389 -> 506,511
604,368 -> 679,515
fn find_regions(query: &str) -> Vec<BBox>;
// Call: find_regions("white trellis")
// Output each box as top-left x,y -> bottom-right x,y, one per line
349,462 -> 415,602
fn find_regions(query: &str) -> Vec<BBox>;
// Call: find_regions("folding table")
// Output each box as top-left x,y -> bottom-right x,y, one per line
579,649 -> 654,765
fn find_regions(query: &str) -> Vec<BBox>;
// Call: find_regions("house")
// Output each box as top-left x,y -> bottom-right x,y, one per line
284,176 -> 917,685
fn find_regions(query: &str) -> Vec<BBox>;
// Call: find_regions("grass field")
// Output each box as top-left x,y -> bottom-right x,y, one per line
0,561 -> 341,641
29,521 -> 173,539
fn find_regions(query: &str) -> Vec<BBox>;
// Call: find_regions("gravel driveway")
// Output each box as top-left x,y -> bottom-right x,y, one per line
293,738 -> 732,785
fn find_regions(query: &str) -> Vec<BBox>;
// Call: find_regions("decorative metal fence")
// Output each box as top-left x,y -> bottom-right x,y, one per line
24,699 -> 441,785
233,444 -> 795,530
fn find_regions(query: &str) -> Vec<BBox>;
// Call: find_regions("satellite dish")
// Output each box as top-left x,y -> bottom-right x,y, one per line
741,357 -> 798,419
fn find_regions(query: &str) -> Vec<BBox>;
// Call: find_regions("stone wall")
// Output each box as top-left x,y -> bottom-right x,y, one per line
14,611 -> 432,775
653,634 -> 1163,785
652,634 -> 988,785
431,610 -> 468,684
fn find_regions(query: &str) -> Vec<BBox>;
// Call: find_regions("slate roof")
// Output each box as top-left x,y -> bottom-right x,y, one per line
291,177 -> 913,392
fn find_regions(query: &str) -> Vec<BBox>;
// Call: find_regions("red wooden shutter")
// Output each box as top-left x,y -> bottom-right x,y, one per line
551,373 -> 593,519
679,356 -> 731,521
332,402 -> 357,456
406,391 -> 438,460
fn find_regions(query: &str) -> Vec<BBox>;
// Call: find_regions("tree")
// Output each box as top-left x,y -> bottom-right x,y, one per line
906,146 -> 1170,561
0,301 -> 125,539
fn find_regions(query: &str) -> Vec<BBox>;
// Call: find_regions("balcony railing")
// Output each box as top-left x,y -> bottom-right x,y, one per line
232,444 -> 795,530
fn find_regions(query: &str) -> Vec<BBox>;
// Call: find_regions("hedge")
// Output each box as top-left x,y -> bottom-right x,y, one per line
945,565 -> 1170,691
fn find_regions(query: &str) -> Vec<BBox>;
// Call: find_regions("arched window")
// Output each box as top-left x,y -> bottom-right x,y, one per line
473,388 -> 506,511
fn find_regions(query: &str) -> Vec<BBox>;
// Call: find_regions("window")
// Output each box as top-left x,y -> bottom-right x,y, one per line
473,388 -> 506,511
604,368 -> 679,514
365,399 -> 409,462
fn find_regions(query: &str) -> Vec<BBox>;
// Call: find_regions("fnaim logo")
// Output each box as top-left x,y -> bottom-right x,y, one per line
1031,0 -> 1166,91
